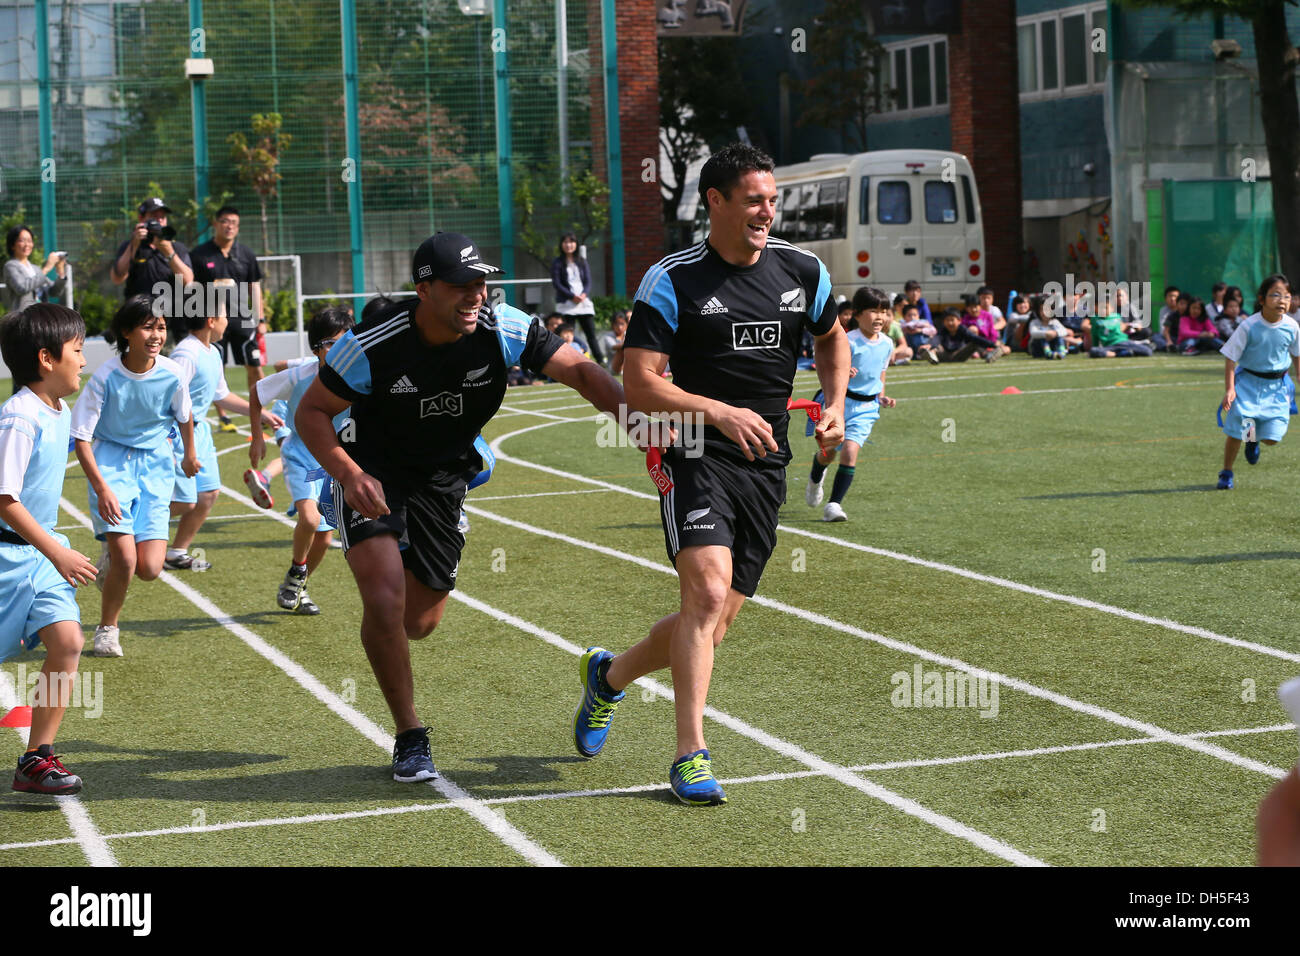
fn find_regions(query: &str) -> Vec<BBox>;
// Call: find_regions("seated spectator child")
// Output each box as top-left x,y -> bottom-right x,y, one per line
935,308 -> 986,363
960,294 -> 1009,360
977,285 -> 1006,339
559,323 -> 587,356
1216,295 -> 1244,341
1089,298 -> 1154,357
1027,295 -> 1079,359
1177,297 -> 1224,354
600,310 -> 629,375
1006,295 -> 1032,351
904,300 -> 935,348
1158,285 -> 1181,332
902,280 -> 931,323
1206,282 -> 1227,322
1163,292 -> 1190,352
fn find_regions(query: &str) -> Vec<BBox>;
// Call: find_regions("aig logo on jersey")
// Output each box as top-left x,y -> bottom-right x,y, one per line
779,288 -> 806,312
420,391 -> 463,417
732,321 -> 782,350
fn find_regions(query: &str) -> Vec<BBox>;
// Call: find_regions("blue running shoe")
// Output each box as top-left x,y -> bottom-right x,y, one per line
1245,442 -> 1260,465
392,727 -> 438,782
1217,469 -> 1234,490
573,647 -> 624,758
669,749 -> 727,806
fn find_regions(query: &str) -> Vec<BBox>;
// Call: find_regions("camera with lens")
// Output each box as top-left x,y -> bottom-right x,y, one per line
140,218 -> 177,247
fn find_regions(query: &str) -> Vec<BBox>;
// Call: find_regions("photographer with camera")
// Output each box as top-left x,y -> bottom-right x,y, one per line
110,198 -> 194,343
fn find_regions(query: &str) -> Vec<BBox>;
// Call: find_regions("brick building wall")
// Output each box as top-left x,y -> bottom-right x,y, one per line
948,0 -> 1023,295
588,0 -> 664,295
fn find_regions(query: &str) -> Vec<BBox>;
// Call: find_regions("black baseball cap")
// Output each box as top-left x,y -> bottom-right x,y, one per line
411,232 -> 502,286
137,197 -> 172,217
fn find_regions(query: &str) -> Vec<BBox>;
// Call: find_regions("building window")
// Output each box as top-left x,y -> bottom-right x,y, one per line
1018,2 -> 1107,100
881,35 -> 948,115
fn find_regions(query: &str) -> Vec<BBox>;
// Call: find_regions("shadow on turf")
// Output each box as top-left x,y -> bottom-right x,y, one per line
1129,551 -> 1300,565
451,754 -> 677,802
1021,485 -> 1211,500
0,740 -> 416,805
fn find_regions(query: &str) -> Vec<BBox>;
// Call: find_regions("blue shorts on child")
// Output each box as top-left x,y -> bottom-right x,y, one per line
0,533 -> 80,662
1220,371 -> 1292,443
805,392 -> 880,448
89,439 -> 175,542
172,417 -> 221,503
284,455 -> 333,532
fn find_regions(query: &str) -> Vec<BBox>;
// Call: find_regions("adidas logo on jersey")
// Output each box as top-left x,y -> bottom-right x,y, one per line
390,375 -> 419,394
779,288 -> 806,312
700,296 -> 729,315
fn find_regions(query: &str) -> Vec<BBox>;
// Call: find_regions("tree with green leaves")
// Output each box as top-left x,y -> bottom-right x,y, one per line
799,0 -> 889,152
514,164 -> 610,271
1121,0 -> 1300,283
658,37 -> 753,233
228,113 -> 292,255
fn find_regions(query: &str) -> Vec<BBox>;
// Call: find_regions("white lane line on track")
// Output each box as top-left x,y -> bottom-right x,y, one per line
0,672 -> 117,866
485,419 -> 1300,665
55,497 -> 564,867
464,502 -> 1289,783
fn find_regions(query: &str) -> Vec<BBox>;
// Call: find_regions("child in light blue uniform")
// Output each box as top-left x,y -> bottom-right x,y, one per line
1217,274 -> 1300,489
249,308 -> 355,614
71,297 -> 196,657
0,305 -> 98,794
805,286 -> 896,521
167,307 -> 281,570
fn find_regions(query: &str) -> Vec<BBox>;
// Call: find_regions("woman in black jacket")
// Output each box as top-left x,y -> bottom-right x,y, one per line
550,232 -> 604,365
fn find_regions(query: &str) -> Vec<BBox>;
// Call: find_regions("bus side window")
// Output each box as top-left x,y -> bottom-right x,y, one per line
829,178 -> 848,239
859,176 -> 870,225
774,184 -> 801,242
878,181 -> 911,224
961,174 -> 978,224
799,183 -> 820,241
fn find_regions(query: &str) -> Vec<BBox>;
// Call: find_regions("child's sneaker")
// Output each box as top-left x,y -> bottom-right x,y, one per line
164,550 -> 211,571
92,624 -> 122,657
457,510 -> 470,535
984,347 -> 1001,363
1244,419 -> 1260,465
669,749 -> 727,806
13,750 -> 82,795
1217,469 -> 1234,490
805,473 -> 825,507
925,348 -> 940,365
277,565 -> 309,611
822,501 -> 847,522
295,588 -> 320,615
218,414 -> 238,434
244,468 -> 274,509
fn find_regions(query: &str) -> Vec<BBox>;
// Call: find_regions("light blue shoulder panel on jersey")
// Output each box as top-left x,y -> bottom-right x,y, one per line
634,257 -> 683,332
811,258 -> 832,323
492,302 -> 535,368
324,330 -> 372,396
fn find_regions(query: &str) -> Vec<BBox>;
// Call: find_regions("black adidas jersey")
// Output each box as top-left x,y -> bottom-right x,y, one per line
318,300 -> 562,489
624,237 -> 837,465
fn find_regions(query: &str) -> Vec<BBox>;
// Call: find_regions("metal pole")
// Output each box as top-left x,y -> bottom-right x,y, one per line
493,0 -> 514,301
600,0 -> 625,295
293,253 -> 306,356
557,0 -> 569,205
65,262 -> 73,311
35,0 -> 57,256
190,0 -> 210,240
341,0 -> 366,311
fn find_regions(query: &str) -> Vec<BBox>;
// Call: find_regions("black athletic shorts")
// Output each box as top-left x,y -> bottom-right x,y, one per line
218,324 -> 265,367
331,475 -> 467,592
655,444 -> 784,597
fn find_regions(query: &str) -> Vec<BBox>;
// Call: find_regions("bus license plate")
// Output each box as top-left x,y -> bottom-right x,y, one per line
930,259 -> 955,277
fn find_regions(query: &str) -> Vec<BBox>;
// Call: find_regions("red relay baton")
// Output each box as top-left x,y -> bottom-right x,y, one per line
643,399 -> 823,496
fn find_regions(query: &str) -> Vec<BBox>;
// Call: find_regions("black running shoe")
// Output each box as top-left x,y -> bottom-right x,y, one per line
392,727 -> 438,783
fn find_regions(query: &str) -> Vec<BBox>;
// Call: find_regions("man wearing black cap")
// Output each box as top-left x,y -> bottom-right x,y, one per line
110,198 -> 194,342
296,232 -> 631,783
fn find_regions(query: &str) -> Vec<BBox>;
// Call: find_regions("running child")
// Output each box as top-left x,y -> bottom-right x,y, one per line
248,307 -> 353,614
1217,274 -> 1300,489
0,305 -> 98,793
805,286 -> 896,522
71,296 -> 196,657
167,297 -> 283,571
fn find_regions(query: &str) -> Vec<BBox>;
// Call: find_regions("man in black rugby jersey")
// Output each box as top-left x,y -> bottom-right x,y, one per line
571,143 -> 850,805
296,232 -> 629,783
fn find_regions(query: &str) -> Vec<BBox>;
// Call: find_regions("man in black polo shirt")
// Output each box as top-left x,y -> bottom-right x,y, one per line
296,231 -> 631,784
570,143 -> 849,805
110,198 -> 194,343
190,206 -> 267,400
